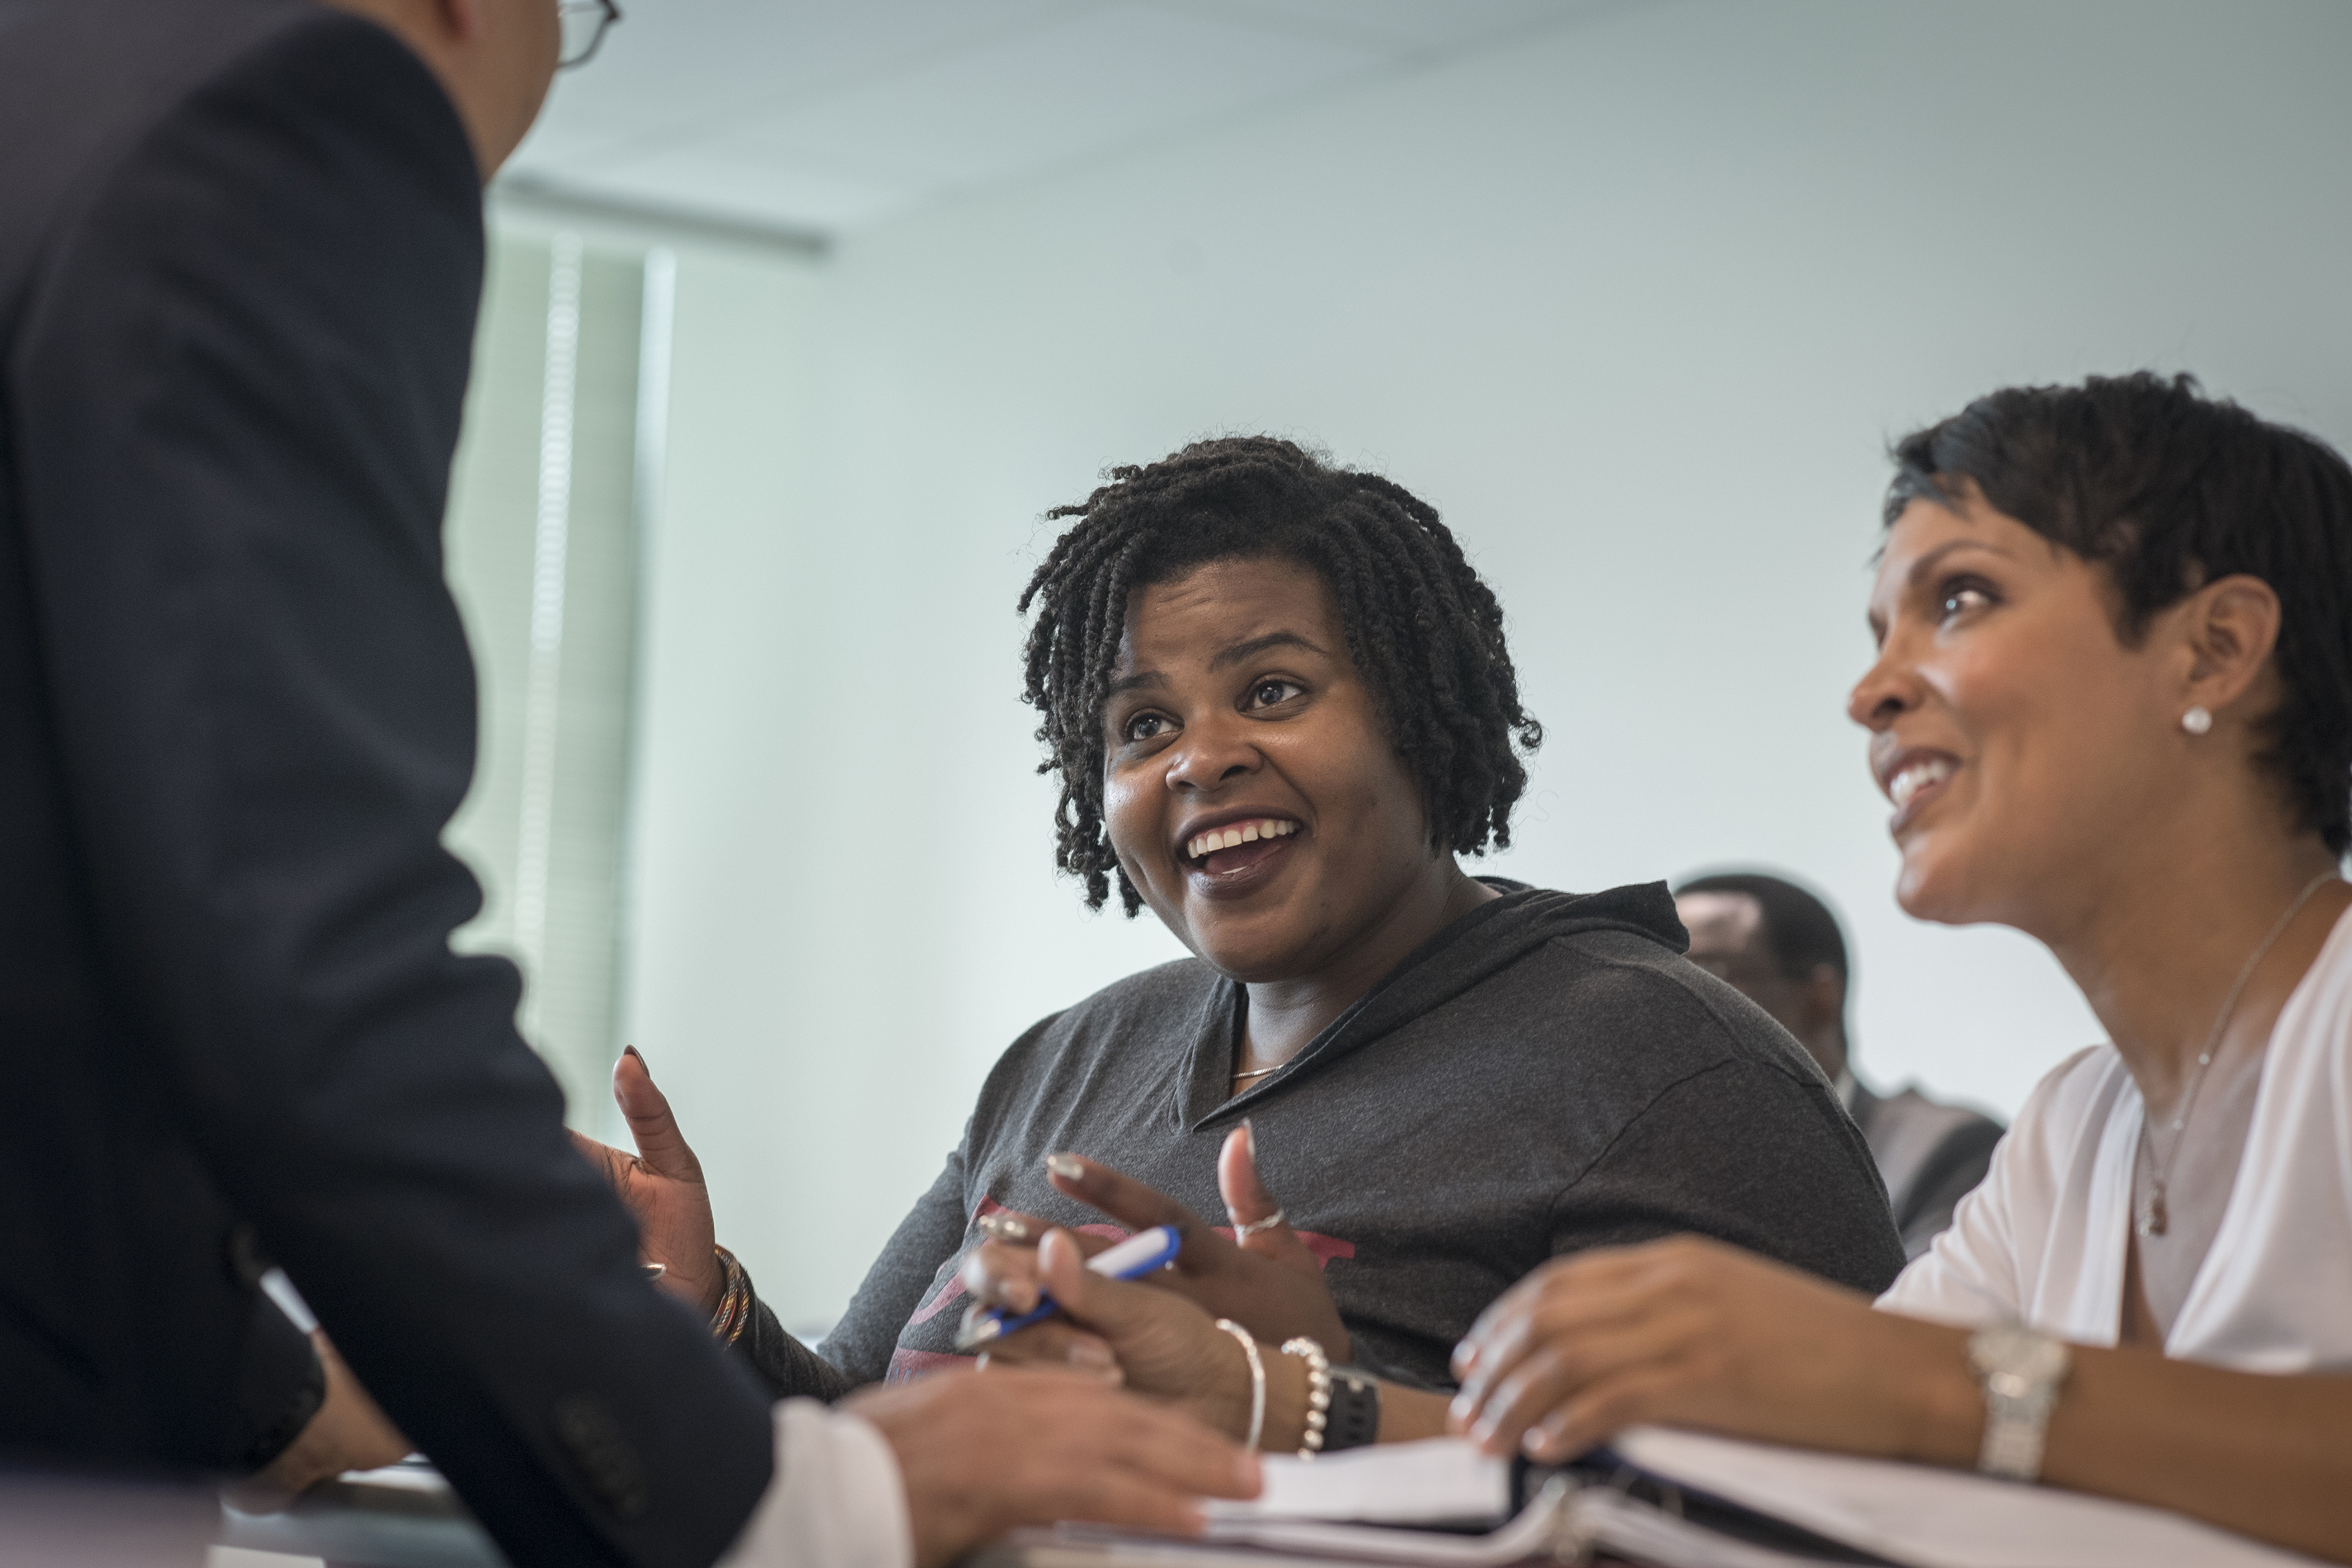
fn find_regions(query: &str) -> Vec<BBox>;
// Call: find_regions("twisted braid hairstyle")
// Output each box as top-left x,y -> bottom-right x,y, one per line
1017,436 -> 1543,914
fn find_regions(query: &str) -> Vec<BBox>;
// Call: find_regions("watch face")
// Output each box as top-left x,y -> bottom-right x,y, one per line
1973,1325 -> 2070,1382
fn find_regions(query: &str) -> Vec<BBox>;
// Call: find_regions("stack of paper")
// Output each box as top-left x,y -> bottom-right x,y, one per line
1608,1426 -> 2330,1568
983,1430 -> 2330,1568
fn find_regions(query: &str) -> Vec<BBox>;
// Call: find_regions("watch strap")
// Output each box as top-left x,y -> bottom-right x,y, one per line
1323,1366 -> 1381,1452
1967,1325 -> 2070,1482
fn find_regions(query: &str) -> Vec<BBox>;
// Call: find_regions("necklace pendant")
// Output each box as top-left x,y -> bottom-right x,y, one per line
2139,1189 -> 2168,1238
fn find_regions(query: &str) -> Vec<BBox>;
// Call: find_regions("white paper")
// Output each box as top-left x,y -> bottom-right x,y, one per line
1199,1437 -> 1511,1527
1611,1426 -> 2330,1568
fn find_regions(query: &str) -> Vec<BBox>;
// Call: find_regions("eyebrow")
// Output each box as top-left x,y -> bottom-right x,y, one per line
1105,669 -> 1167,700
1903,537 -> 2009,585
1208,630 -> 1326,671
1105,630 -> 1331,704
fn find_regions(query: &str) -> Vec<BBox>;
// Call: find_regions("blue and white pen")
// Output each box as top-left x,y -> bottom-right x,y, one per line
954,1223 -> 1181,1352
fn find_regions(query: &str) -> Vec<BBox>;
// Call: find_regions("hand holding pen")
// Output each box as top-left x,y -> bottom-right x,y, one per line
962,1131 -> 1352,1359
956,1225 -> 1183,1351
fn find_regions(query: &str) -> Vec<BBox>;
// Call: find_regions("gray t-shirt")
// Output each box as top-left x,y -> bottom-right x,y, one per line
804,882 -> 1905,1392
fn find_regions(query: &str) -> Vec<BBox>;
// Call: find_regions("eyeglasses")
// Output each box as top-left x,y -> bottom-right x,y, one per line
558,0 -> 622,69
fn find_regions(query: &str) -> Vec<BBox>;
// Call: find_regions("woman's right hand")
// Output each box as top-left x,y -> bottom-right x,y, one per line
963,1125 -> 1351,1358
970,1229 -> 1271,1443
569,1047 -> 724,1316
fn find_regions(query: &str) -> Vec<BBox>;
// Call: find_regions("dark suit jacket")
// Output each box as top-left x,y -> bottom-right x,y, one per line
1849,1081 -> 2006,1261
0,4 -> 773,1563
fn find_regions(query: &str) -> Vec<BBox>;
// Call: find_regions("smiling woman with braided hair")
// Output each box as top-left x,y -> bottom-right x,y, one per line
1017,437 -> 1538,917
581,435 -> 1903,1447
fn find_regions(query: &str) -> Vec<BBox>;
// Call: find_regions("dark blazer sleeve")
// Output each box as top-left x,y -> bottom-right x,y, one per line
14,18 -> 770,1567
1891,1115 -> 2006,1260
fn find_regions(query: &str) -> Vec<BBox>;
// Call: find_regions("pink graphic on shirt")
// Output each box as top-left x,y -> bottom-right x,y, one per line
887,1348 -> 971,1382
891,1194 -> 1358,1381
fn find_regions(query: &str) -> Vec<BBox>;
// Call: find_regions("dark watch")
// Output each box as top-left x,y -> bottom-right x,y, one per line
1323,1366 -> 1381,1451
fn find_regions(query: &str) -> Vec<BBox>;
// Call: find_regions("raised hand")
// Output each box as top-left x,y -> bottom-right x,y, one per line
848,1365 -> 1259,1568
569,1047 -> 723,1315
963,1125 -> 1350,1358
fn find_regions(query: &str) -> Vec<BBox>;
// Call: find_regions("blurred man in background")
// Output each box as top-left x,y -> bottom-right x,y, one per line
1675,872 -> 2004,1258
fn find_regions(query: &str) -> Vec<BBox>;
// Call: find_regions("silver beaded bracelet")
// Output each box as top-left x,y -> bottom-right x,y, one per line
1214,1318 -> 1267,1450
1279,1336 -> 1331,1459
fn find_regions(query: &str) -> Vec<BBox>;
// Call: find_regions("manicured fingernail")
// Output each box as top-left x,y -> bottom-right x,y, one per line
1236,1451 -> 1262,1488
623,1045 -> 643,1062
1068,1338 -> 1115,1371
1045,1154 -> 1085,1181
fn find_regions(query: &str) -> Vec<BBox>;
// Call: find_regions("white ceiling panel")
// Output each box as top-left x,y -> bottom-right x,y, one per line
1199,0 -> 1613,49
523,152 -> 928,236
515,0 -> 1092,169
503,1 -> 1621,239
697,6 -> 1378,186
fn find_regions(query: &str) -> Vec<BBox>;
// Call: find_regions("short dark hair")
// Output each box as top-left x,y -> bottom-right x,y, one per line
1674,870 -> 1849,987
1886,372 -> 2352,855
1018,436 -> 1543,914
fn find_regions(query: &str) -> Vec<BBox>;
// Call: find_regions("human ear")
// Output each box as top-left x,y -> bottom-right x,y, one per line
2179,574 -> 2283,721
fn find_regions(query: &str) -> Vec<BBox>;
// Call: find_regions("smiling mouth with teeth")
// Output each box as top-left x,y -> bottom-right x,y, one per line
1185,818 -> 1298,863
1889,758 -> 1955,809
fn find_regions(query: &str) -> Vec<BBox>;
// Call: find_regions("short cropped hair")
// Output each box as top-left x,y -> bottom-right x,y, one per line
1018,436 -> 1542,914
1886,372 -> 2352,855
1674,870 -> 1850,987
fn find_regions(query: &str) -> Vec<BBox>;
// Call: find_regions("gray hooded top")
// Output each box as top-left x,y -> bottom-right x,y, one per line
769,881 -> 1905,1396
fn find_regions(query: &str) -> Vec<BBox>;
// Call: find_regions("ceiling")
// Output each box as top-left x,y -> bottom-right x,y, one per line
502,0 -> 1614,242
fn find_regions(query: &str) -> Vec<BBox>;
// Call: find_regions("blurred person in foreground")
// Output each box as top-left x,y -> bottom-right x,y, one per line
1675,871 -> 2004,1257
1451,375 -> 2352,1564
0,1 -> 1251,1563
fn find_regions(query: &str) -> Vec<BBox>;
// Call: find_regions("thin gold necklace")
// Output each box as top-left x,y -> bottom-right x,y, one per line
2138,869 -> 2336,1238
1232,1064 -> 1282,1080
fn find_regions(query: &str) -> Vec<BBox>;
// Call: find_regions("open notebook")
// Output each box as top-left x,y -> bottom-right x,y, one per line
987,1432 -> 2328,1568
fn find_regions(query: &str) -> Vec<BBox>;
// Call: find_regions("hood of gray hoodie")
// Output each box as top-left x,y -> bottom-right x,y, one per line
821,878 -> 1905,1391
1170,880 -> 1690,1129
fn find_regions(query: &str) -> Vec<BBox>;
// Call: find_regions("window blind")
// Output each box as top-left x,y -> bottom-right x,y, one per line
441,230 -> 666,1126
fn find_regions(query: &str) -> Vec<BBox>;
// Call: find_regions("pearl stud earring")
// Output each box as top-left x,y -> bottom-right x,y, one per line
2182,706 -> 2213,735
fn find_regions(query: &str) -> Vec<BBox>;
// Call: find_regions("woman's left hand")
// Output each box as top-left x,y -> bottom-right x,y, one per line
1448,1235 -> 1969,1464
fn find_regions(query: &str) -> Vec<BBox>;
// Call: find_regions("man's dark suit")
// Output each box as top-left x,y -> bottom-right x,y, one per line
1849,1081 -> 2005,1260
0,4 -> 772,1563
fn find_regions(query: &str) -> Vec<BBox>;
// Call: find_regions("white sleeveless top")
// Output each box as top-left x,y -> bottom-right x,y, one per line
1879,907 -> 2352,1371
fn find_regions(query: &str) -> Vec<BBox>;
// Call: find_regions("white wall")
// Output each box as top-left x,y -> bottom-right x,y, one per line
624,0 -> 2352,1331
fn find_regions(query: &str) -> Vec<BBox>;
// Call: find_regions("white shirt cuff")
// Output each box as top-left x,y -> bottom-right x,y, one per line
716,1399 -> 914,1568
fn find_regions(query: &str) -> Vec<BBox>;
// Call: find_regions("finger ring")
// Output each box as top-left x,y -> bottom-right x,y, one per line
979,1213 -> 1031,1241
1230,1208 -> 1287,1240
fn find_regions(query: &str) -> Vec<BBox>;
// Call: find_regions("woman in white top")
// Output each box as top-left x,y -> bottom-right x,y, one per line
1449,372 -> 2352,1563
